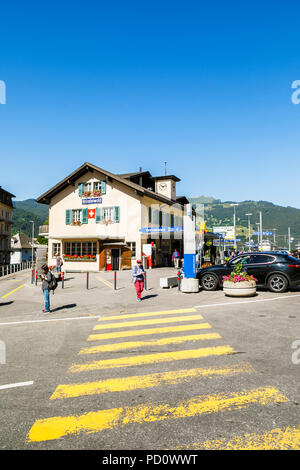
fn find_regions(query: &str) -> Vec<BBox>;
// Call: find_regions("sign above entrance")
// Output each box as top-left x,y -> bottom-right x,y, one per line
82,197 -> 103,205
140,226 -> 183,233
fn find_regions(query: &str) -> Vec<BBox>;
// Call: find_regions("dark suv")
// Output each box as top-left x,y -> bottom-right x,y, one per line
197,252 -> 300,293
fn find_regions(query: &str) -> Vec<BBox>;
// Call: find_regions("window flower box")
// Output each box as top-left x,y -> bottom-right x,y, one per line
72,221 -> 82,226
63,255 -> 97,262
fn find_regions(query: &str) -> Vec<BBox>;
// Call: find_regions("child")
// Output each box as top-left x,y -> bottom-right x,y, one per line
132,260 -> 145,302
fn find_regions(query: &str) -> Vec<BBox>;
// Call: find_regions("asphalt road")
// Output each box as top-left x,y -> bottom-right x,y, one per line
0,268 -> 299,450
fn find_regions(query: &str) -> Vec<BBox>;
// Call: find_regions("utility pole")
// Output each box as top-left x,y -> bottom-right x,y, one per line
30,220 -> 34,267
245,213 -> 252,251
231,204 -> 239,250
288,227 -> 291,252
273,228 -> 277,248
259,211 -> 263,249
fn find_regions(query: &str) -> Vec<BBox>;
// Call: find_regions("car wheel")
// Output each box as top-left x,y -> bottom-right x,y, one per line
201,273 -> 219,291
267,274 -> 288,293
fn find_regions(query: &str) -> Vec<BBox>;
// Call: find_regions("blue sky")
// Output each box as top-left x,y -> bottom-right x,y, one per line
1,1 -> 300,207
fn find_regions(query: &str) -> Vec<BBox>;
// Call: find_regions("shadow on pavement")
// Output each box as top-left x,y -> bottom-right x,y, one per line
50,304 -> 77,312
141,294 -> 158,300
0,301 -> 14,307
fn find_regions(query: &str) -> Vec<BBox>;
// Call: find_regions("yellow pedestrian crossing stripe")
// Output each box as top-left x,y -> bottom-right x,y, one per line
50,363 -> 254,400
97,308 -> 197,322
178,425 -> 300,450
26,306 -> 297,448
27,386 -> 288,442
79,332 -> 222,355
69,345 -> 236,373
93,314 -> 204,331
88,322 -> 212,341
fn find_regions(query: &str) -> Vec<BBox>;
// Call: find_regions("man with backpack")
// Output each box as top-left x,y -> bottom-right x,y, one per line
40,264 -> 57,313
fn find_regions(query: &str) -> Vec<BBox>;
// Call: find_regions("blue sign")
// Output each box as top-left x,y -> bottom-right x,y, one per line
140,226 -> 183,233
253,231 -> 273,236
184,253 -> 197,278
82,197 -> 103,205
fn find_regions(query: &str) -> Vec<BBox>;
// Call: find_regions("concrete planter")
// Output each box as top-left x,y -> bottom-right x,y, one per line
223,280 -> 256,297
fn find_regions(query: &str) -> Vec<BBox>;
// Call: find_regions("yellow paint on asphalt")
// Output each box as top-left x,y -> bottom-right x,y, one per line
88,323 -> 212,341
96,276 -> 114,289
93,314 -> 204,331
97,308 -> 197,322
180,425 -> 300,450
50,363 -> 254,400
79,333 -> 222,355
27,386 -> 288,442
1,284 -> 26,299
69,345 -> 236,373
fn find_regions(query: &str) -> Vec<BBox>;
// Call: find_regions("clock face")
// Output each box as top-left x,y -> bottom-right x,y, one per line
159,183 -> 167,191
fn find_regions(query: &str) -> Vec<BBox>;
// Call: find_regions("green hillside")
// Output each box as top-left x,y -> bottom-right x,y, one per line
189,198 -> 300,247
12,199 -> 49,237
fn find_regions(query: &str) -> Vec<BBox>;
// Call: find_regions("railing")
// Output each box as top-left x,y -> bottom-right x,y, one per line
0,261 -> 33,278
38,225 -> 49,235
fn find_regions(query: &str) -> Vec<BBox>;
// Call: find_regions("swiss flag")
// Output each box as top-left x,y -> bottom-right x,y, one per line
88,208 -> 96,219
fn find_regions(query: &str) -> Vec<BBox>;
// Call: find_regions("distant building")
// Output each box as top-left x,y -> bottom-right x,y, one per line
36,162 -> 189,271
0,186 -> 15,266
11,233 -> 36,264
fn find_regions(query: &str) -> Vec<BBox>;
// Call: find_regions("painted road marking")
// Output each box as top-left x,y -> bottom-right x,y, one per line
0,315 -> 103,327
69,345 -> 235,373
180,425 -> 300,450
88,323 -> 212,341
97,308 -> 196,322
1,284 -> 26,299
93,314 -> 204,331
50,363 -> 254,400
97,276 -> 114,289
0,381 -> 34,391
27,386 -> 288,442
194,293 -> 300,310
79,333 -> 222,355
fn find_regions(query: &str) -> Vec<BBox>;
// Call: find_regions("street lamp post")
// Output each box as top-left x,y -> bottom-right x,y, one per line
256,222 -> 260,249
231,204 -> 239,251
245,213 -> 252,252
30,220 -> 34,267
273,228 -> 277,247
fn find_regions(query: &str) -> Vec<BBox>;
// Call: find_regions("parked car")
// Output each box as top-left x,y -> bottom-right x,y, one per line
197,252 -> 300,293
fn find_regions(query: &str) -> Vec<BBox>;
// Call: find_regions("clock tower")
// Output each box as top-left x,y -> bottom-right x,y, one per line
154,175 -> 180,201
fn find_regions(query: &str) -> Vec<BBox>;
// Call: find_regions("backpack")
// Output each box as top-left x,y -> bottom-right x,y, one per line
48,273 -> 58,293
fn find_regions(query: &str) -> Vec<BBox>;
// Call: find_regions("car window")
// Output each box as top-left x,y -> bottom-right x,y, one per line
249,255 -> 274,264
230,255 -> 251,265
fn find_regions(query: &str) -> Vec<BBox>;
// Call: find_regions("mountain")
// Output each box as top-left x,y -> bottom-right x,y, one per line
189,198 -> 300,247
12,199 -> 49,237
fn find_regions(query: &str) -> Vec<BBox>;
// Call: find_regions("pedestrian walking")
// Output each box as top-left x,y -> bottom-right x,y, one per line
55,252 -> 63,280
172,249 -> 180,269
40,264 -> 52,313
132,259 -> 145,302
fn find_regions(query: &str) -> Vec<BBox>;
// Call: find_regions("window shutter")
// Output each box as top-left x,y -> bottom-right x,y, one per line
65,210 -> 71,225
82,208 -> 88,224
101,180 -> 106,194
114,206 -> 120,223
148,207 -> 152,223
78,183 -> 83,197
95,207 -> 102,223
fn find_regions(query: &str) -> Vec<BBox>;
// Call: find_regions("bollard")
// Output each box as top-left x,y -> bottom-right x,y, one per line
86,272 -> 89,290
177,270 -> 181,292
35,270 -> 38,286
31,269 -> 34,284
144,271 -> 147,291
62,272 -> 64,289
114,271 -> 117,290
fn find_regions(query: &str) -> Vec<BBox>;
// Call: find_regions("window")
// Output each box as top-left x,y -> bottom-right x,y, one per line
72,209 -> 82,223
249,255 -> 275,264
93,181 -> 101,191
129,242 -> 136,258
103,207 -> 114,221
64,242 -> 97,256
52,243 -> 61,257
83,182 -> 92,192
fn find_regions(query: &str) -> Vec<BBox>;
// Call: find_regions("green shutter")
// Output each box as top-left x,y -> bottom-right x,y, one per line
101,180 -> 106,194
149,207 -> 152,223
65,209 -> 71,225
114,206 -> 120,223
95,207 -> 102,223
78,183 -> 83,197
82,208 -> 88,224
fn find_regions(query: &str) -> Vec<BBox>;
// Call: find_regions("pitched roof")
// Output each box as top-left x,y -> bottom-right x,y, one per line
36,162 -> 181,206
11,233 -> 34,249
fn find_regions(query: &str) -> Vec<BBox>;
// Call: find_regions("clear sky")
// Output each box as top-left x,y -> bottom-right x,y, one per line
1,1 -> 300,207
